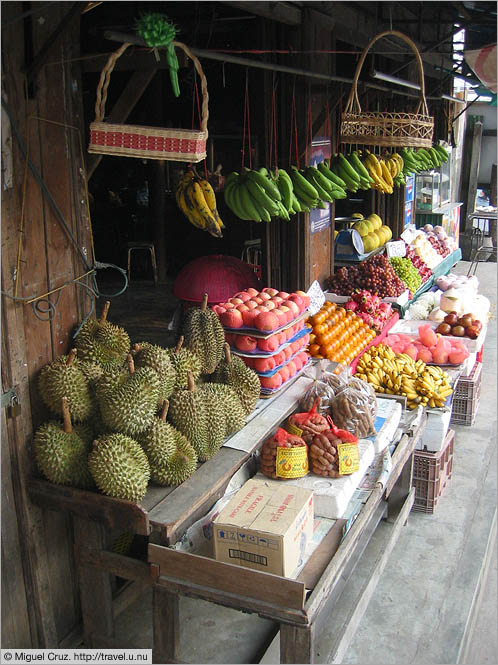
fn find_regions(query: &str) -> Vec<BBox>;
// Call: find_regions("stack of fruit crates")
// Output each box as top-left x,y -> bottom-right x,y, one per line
450,361 -> 482,426
412,429 -> 455,514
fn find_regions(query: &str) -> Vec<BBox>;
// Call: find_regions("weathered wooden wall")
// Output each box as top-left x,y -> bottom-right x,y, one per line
1,1 -> 92,647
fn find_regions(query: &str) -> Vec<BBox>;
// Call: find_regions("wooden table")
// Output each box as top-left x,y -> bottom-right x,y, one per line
28,379 -> 425,662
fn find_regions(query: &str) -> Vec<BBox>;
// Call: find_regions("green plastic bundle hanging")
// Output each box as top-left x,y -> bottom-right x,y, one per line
136,12 -> 180,97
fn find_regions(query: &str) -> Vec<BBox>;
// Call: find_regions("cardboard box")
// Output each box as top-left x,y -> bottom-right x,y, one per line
417,408 -> 451,452
213,478 -> 314,577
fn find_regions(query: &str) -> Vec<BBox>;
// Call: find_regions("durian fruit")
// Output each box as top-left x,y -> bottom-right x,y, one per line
38,349 -> 94,423
165,336 -> 202,389
95,354 -> 161,437
138,400 -> 197,486
201,383 -> 246,435
181,293 -> 225,374
132,342 -> 176,406
33,397 -> 94,488
168,371 -> 225,462
213,344 -> 260,415
88,432 -> 150,501
74,300 -> 130,371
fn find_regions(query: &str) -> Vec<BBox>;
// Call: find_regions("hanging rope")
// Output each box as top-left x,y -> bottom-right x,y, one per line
241,68 -> 253,170
305,97 -> 313,166
289,79 -> 299,168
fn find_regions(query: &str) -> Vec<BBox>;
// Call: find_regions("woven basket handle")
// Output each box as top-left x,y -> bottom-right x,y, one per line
94,41 -> 209,135
344,30 -> 429,117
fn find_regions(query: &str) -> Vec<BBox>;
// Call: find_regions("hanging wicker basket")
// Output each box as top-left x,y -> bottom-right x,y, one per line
88,41 -> 208,162
340,30 -> 434,148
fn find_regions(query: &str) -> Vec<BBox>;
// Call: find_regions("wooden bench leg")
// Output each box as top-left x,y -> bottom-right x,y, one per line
73,517 -> 114,646
153,587 -> 180,664
280,623 -> 314,664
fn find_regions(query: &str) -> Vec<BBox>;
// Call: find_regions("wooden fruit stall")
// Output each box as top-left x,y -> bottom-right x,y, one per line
28,373 -> 425,663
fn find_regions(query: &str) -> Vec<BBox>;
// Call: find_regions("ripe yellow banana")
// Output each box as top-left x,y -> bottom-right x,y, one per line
187,181 -> 223,238
199,178 -> 225,229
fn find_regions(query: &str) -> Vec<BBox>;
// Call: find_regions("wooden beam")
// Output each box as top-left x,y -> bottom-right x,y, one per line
86,68 -> 157,179
220,1 -> 302,26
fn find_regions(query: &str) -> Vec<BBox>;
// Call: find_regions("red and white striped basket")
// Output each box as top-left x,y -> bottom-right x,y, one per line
88,41 -> 208,162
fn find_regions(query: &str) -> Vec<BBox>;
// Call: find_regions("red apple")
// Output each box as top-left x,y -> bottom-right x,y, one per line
237,303 -> 250,312
279,365 -> 291,383
234,335 -> 258,352
262,300 -> 276,310
286,360 -> 297,377
285,300 -> 300,317
273,351 -> 286,366
220,309 -> 244,329
277,291 -> 290,299
293,355 -> 303,371
260,374 -> 282,390
255,311 -> 279,331
243,356 -> 255,368
223,302 -> 236,310
295,290 -> 311,307
270,296 -> 284,306
246,287 -> 259,297
253,356 -> 276,373
273,309 -> 288,325
285,327 -> 295,341
277,331 -> 287,346
287,294 -> 305,312
252,296 -> 264,305
277,306 -> 294,324
212,305 -> 226,316
259,291 -> 272,301
245,300 -> 259,310
234,291 -> 251,302
262,287 -> 279,297
230,297 -> 244,305
283,346 -> 293,361
257,335 -> 280,352
241,309 -> 259,327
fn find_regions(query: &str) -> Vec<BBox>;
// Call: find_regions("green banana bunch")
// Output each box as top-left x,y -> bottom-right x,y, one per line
223,168 -> 283,222
289,166 -> 321,210
272,168 -> 302,217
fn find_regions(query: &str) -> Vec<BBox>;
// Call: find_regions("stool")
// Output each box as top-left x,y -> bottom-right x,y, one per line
127,241 -> 158,286
467,244 -> 495,276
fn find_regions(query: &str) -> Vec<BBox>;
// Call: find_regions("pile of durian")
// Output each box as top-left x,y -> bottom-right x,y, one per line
33,295 -> 260,503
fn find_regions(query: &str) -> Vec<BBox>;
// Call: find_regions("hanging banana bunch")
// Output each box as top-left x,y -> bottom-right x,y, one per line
176,171 -> 224,238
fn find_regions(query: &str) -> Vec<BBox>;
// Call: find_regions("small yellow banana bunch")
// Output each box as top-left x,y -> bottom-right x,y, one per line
176,171 -> 224,238
362,152 -> 394,194
384,153 -> 404,178
355,343 -> 453,409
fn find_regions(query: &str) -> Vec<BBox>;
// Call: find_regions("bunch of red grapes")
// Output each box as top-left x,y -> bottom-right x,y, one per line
327,255 -> 405,298
404,245 -> 433,283
427,234 -> 450,257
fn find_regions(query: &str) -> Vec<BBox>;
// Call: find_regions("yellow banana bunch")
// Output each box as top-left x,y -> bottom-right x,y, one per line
384,153 -> 404,179
176,172 -> 223,238
362,153 -> 393,194
355,344 -> 453,409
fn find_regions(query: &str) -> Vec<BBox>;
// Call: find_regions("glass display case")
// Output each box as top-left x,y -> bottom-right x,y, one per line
415,172 -> 441,212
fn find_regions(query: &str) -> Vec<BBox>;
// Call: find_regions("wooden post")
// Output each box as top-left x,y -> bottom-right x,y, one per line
153,587 -> 181,664
73,517 -> 114,646
461,118 -> 483,231
280,623 -> 314,664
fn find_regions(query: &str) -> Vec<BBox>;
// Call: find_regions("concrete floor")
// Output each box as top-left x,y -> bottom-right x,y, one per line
111,260 -> 497,664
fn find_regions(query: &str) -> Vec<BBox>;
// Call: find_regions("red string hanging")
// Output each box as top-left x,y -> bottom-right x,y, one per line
269,81 -> 278,170
305,98 -> 313,166
191,73 -> 208,177
289,80 -> 299,169
241,69 -> 253,170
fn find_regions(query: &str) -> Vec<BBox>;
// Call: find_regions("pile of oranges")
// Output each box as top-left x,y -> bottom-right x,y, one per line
307,301 -> 376,364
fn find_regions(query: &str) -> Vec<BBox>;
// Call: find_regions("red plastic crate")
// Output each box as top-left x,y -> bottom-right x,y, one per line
411,429 -> 454,514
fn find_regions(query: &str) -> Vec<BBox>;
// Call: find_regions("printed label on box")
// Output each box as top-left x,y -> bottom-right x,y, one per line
337,442 -> 360,475
276,447 -> 309,478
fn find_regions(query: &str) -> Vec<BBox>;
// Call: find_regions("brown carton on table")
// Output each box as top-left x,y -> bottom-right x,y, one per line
213,478 -> 314,577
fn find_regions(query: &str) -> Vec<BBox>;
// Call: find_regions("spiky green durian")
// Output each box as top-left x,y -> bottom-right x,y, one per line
89,432 -> 150,501
95,355 -> 161,437
74,301 -> 130,371
38,349 -> 94,422
168,371 -> 225,462
33,397 -> 94,488
181,294 -> 225,374
132,342 -> 176,406
213,344 -> 260,415
165,336 -> 202,389
138,400 -> 197,486
201,383 -> 246,435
